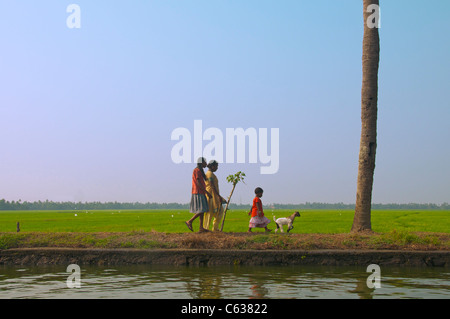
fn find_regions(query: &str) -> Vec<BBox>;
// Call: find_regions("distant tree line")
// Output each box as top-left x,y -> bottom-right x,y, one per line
0,199 -> 449,211
271,202 -> 450,210
0,199 -> 188,211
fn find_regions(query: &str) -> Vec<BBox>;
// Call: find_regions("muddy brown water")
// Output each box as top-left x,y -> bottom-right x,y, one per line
0,264 -> 449,299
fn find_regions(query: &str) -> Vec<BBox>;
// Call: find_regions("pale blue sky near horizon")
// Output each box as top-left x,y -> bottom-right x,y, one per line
0,1 -> 449,205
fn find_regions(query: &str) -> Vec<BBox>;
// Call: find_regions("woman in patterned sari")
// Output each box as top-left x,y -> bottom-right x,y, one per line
203,160 -> 227,231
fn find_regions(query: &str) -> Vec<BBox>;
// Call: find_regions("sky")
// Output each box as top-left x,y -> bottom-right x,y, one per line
0,0 -> 449,205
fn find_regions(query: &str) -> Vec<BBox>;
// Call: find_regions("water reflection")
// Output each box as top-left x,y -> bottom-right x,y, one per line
0,265 -> 448,299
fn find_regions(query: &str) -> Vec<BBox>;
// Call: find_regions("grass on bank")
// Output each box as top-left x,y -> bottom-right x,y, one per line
0,230 -> 448,251
0,209 -> 448,250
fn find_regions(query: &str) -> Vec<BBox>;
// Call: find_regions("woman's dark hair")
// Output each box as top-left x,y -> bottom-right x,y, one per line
207,159 -> 218,169
254,187 -> 263,194
196,157 -> 206,165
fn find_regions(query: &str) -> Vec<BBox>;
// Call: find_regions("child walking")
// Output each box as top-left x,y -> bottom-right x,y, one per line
248,187 -> 271,232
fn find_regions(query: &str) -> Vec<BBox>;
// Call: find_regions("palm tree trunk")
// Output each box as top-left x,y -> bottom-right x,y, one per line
352,0 -> 380,232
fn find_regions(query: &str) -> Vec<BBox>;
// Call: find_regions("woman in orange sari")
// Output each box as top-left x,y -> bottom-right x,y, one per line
185,157 -> 212,232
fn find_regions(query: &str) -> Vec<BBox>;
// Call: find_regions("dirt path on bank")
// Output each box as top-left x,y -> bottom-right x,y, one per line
1,231 -> 449,266
1,247 -> 449,267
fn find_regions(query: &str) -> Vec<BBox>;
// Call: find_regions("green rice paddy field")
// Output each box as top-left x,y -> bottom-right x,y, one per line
0,209 -> 448,234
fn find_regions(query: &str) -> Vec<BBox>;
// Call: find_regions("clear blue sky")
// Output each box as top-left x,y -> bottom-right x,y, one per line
1,1 -> 449,205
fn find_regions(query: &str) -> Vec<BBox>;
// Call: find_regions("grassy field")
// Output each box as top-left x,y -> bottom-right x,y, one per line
0,209 -> 448,234
0,210 -> 448,250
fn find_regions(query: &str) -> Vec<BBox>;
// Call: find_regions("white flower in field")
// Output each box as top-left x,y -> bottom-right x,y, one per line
74,214 -> 77,217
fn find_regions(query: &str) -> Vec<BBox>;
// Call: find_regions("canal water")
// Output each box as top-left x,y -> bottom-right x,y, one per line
0,264 -> 448,299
